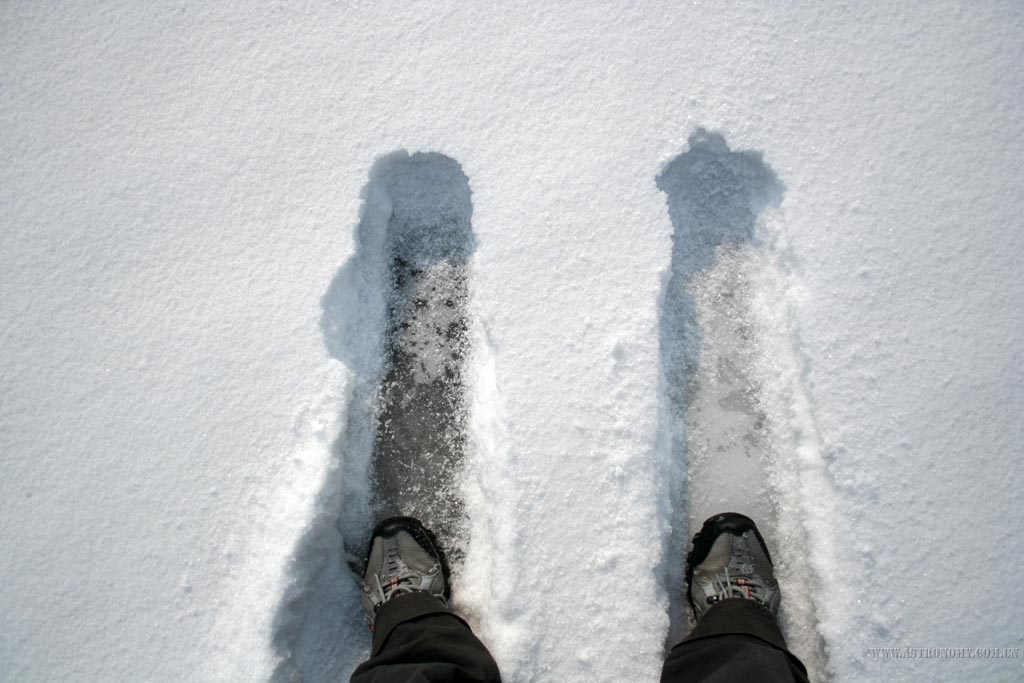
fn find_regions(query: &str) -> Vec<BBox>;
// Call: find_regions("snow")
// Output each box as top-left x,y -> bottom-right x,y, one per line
2,2 -> 1023,681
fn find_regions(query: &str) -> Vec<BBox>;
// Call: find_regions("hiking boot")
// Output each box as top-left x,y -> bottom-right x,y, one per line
686,512 -> 781,620
360,516 -> 451,626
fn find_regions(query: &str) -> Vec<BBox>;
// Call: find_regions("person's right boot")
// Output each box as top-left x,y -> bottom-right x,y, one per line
360,516 -> 451,629
686,512 -> 781,620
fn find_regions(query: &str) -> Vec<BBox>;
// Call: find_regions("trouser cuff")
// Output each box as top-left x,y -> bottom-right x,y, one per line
686,598 -> 788,651
371,591 -> 459,656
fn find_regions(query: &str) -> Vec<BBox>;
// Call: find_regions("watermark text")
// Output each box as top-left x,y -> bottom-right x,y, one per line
867,647 -> 1020,660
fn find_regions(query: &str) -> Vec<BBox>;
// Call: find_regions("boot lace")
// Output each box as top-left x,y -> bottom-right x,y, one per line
707,534 -> 771,609
366,543 -> 444,617
709,564 -> 770,606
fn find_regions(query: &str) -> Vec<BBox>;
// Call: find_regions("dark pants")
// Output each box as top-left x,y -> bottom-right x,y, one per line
351,594 -> 807,683
351,592 -> 502,683
660,599 -> 808,682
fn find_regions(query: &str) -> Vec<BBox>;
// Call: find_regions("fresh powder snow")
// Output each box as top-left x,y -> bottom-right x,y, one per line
2,3 -> 1022,682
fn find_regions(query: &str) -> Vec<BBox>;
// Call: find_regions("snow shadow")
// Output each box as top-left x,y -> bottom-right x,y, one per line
271,151 -> 475,682
656,130 -> 784,644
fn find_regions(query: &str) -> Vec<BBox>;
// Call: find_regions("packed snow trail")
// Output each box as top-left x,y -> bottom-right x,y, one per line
657,131 -> 832,678
657,129 -> 784,534
367,156 -> 473,555
272,152 -> 476,682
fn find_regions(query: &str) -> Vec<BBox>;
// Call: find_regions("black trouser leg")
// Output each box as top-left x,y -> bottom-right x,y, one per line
350,591 -> 502,683
660,599 -> 809,683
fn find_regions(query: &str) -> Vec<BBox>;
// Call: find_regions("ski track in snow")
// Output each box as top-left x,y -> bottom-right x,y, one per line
271,152 -> 478,682
657,131 -> 841,679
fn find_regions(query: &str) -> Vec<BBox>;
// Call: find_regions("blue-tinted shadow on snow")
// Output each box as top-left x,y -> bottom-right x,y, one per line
656,129 -> 783,645
271,151 -> 475,683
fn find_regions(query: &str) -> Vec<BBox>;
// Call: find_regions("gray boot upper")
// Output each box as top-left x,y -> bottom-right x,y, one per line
687,513 -> 781,621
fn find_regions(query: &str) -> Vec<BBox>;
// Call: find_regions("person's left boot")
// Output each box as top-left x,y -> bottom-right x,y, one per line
360,516 -> 451,627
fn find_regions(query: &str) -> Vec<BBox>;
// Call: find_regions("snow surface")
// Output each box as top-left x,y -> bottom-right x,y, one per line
2,2 -> 1023,682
